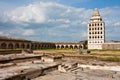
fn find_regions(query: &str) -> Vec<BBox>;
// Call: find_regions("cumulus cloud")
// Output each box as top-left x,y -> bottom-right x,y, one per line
0,31 -> 4,35
3,2 -> 92,25
114,22 -> 120,27
6,4 -> 46,24
0,1 -> 120,41
22,29 -> 35,36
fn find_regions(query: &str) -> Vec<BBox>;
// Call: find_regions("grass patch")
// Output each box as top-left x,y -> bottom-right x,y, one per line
91,49 -> 120,52
0,49 -> 22,51
101,57 -> 120,62
91,53 -> 120,56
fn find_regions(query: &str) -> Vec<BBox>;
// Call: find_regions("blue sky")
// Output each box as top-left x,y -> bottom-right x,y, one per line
0,0 -> 120,42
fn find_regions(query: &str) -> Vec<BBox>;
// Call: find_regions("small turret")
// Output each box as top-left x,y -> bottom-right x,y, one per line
92,8 -> 100,17
90,8 -> 102,22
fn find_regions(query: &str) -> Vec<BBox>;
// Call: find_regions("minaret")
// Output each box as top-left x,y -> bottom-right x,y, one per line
88,8 -> 105,49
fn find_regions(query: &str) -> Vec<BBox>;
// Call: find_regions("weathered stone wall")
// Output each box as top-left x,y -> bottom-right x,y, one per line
0,39 -> 55,50
0,50 -> 22,55
0,37 -> 84,50
102,43 -> 120,50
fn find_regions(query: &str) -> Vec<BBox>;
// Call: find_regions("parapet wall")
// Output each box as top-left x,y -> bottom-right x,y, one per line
0,50 -> 22,55
102,43 -> 120,50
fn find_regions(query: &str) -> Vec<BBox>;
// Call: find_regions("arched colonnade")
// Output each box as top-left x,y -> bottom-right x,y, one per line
55,43 -> 84,49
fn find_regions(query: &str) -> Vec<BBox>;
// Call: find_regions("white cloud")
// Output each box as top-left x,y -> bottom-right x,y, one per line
100,7 -> 120,26
0,31 -> 4,35
22,29 -> 35,36
114,22 -> 120,27
6,3 -> 46,24
3,2 -> 92,25
0,2 -> 120,41
0,31 -> 10,36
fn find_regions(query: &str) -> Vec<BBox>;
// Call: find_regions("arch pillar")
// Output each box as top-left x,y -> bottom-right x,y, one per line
72,45 -> 75,49
63,45 -> 66,49
77,45 -> 80,49
59,45 -> 62,49
68,45 -> 70,49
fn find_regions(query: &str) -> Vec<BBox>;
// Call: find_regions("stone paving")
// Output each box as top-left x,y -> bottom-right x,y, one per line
33,68 -> 120,80
33,60 -> 120,80
0,53 -> 120,80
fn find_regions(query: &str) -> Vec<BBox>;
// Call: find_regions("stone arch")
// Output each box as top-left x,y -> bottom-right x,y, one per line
31,44 -> 34,49
74,45 -> 78,49
15,43 -> 20,49
8,43 -> 14,49
38,44 -> 41,49
35,44 -> 38,49
57,45 -> 60,49
46,44 -> 49,48
1,43 -> 7,49
21,43 -> 25,49
44,44 -> 47,48
41,44 -> 44,49
65,45 -> 69,49
26,44 -> 30,49
79,45 -> 83,49
70,45 -> 73,49
61,45 -> 64,49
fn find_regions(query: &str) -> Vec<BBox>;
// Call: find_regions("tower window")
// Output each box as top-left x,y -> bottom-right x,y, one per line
92,24 -> 94,26
92,28 -> 94,30
101,36 -> 102,38
98,36 -> 99,38
89,36 -> 91,39
92,32 -> 94,34
89,32 -> 91,34
95,24 -> 96,26
101,27 -> 102,30
89,28 -> 91,30
89,24 -> 91,26
98,27 -> 99,30
101,32 -> 102,34
95,32 -> 97,34
95,28 -> 96,30
101,23 -> 102,26
98,23 -> 99,26
98,32 -> 99,34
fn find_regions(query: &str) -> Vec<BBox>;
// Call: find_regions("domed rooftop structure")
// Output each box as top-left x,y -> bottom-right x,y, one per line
92,8 -> 100,17
90,8 -> 102,22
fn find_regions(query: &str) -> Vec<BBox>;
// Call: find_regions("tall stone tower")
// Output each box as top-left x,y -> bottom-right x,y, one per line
88,8 -> 105,49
